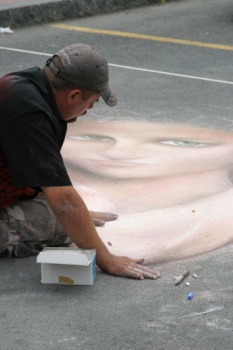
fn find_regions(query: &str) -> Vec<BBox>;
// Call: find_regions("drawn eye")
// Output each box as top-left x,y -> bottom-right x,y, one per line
69,135 -> 114,142
159,140 -> 208,147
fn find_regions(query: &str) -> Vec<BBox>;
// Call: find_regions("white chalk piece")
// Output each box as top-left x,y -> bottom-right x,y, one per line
37,247 -> 96,285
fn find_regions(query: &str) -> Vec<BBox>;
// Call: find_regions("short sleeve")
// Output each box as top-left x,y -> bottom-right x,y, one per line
0,112 -> 72,188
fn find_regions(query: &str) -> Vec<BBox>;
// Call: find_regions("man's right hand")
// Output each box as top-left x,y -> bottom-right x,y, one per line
98,254 -> 161,280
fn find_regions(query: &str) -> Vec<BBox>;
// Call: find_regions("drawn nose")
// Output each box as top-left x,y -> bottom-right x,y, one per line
101,140 -> 138,160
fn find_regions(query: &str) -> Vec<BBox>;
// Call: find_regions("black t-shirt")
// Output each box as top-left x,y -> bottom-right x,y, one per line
0,67 -> 72,189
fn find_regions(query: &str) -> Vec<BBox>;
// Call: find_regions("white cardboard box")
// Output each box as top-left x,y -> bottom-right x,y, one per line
37,247 -> 96,285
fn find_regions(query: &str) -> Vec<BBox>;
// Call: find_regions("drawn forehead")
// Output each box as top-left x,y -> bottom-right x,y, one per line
77,121 -> 149,137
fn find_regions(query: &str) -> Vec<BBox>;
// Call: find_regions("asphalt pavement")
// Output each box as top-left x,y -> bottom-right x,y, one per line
0,0 -> 233,349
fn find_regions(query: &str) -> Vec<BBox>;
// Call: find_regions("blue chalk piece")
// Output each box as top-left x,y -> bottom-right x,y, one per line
188,292 -> 194,300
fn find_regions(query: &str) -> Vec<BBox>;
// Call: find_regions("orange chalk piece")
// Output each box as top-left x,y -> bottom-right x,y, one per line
174,268 -> 190,285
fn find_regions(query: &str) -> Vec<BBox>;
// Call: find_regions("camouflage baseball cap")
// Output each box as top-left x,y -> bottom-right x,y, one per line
46,43 -> 117,107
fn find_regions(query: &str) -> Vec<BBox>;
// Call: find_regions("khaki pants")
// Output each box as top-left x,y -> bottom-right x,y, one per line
0,197 -> 71,257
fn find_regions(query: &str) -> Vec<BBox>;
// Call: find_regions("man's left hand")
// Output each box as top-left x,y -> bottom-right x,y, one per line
89,211 -> 118,227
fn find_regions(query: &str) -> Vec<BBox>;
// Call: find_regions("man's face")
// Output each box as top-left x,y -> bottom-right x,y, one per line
63,91 -> 100,122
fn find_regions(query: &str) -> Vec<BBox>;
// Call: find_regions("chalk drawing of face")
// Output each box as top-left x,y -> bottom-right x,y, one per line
62,118 -> 233,264
64,120 -> 233,180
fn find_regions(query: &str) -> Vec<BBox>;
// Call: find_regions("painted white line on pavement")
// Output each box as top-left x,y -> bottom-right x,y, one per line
0,46 -> 48,56
0,46 -> 233,85
109,63 -> 233,85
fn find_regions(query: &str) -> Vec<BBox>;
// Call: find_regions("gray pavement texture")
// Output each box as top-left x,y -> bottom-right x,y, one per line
1,0 -> 233,349
2,247 -> 233,350
0,0 -> 180,29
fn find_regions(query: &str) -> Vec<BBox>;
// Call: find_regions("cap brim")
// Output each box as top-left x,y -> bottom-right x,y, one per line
100,87 -> 117,107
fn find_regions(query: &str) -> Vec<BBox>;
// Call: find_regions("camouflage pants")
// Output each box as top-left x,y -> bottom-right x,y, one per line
0,197 -> 71,258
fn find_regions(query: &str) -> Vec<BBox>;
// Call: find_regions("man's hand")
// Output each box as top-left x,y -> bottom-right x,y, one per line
99,255 -> 160,280
89,211 -> 118,227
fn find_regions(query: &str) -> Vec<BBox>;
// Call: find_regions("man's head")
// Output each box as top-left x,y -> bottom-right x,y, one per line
45,43 -> 117,107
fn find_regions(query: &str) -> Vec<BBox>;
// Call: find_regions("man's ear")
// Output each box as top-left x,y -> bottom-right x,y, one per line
66,89 -> 82,105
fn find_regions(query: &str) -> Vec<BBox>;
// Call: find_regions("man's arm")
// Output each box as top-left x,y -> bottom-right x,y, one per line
42,186 -> 160,280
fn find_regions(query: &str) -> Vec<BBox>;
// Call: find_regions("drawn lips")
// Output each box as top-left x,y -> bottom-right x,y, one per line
87,159 -> 146,167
